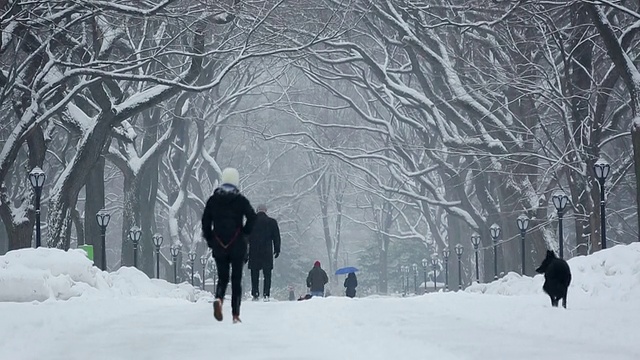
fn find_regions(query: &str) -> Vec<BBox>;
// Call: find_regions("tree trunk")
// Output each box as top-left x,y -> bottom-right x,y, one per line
120,173 -> 140,267
84,156 -> 105,267
634,124 -> 640,241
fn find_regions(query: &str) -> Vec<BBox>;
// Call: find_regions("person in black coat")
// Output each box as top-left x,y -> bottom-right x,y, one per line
344,272 -> 357,298
248,203 -> 281,301
306,261 -> 329,297
201,168 -> 256,323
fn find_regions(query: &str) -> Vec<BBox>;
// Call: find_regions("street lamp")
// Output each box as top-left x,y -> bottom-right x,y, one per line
421,258 -> 428,293
188,252 -> 197,286
516,214 -> 530,276
128,226 -> 142,269
199,255 -> 207,290
399,265 -> 406,296
152,233 -> 163,279
95,209 -> 111,271
470,233 -> 481,282
402,265 -> 410,295
593,159 -> 610,250
430,254 -> 438,291
490,223 -> 501,280
412,263 -> 418,294
454,244 -> 464,290
28,167 -> 45,248
170,245 -> 180,284
442,248 -> 451,291
552,191 -> 569,259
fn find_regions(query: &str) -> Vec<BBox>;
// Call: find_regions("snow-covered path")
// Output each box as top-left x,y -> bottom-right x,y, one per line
2,292 -> 638,360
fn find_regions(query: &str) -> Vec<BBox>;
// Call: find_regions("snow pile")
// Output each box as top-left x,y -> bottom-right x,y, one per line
0,248 -> 209,303
466,243 -> 640,301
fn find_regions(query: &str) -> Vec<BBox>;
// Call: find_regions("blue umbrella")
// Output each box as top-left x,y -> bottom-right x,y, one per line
335,266 -> 358,275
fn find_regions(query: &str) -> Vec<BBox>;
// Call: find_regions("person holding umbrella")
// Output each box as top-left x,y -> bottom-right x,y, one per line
344,272 -> 358,298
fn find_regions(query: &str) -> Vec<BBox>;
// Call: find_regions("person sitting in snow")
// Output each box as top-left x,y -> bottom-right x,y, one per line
201,167 -> 256,323
344,272 -> 358,298
306,261 -> 329,297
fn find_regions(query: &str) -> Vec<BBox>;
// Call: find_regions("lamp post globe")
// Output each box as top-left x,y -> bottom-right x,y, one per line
29,167 -> 45,248
95,209 -> 111,271
593,159 -> 610,250
199,256 -> 207,290
442,248 -> 450,291
516,214 -> 529,276
551,190 -> 569,259
128,226 -> 142,268
152,233 -> 163,279
470,232 -> 481,282
170,245 -> 180,284
421,258 -> 428,293
490,224 -> 500,280
430,254 -> 438,291
454,244 -> 464,290
188,252 -> 197,286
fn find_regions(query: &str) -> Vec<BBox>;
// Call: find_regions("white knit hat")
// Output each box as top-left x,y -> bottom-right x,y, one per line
221,167 -> 239,187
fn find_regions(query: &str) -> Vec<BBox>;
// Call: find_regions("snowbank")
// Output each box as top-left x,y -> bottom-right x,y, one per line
0,248 -> 210,303
466,243 -> 640,301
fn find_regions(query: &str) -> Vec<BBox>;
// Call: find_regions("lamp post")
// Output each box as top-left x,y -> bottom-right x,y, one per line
470,233 -> 481,282
28,167 -> 45,248
152,233 -> 163,279
552,191 -> 569,259
454,244 -> 464,290
430,254 -> 438,291
403,265 -> 410,295
188,252 -> 196,286
96,209 -> 111,271
128,226 -> 142,269
490,223 -> 501,280
442,248 -> 450,291
593,159 -> 610,250
170,245 -> 180,284
516,214 -> 530,276
412,263 -> 418,294
421,258 -> 428,293
199,256 -> 207,290
400,266 -> 406,296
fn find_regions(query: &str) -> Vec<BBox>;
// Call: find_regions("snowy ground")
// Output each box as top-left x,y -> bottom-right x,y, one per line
1,246 -> 640,360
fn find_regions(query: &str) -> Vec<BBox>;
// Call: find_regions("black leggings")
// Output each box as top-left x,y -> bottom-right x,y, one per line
214,252 -> 245,316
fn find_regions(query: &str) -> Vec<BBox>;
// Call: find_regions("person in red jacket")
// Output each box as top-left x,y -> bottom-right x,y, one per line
201,168 -> 256,323
306,261 -> 329,297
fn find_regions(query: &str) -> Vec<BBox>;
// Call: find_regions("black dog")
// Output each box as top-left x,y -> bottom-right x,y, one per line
535,250 -> 571,308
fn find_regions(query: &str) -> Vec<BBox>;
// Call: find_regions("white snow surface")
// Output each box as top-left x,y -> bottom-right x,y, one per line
1,245 -> 639,359
0,248 -> 205,302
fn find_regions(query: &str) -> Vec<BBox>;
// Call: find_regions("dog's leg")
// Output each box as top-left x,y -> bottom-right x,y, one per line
562,293 -> 567,309
549,295 -> 557,307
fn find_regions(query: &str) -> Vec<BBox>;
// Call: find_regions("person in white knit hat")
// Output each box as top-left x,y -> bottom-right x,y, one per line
201,167 -> 256,323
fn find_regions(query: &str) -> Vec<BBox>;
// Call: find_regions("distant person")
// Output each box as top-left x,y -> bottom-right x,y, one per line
201,167 -> 256,323
306,261 -> 329,297
248,203 -> 281,301
344,272 -> 358,298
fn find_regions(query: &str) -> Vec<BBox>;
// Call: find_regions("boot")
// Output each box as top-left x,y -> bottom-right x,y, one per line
232,315 -> 242,324
213,298 -> 223,322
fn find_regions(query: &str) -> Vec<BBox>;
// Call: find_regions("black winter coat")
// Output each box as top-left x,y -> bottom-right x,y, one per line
306,266 -> 328,292
201,185 -> 256,259
248,212 -> 281,270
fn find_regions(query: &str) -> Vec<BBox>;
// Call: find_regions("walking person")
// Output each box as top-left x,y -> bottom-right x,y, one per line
306,261 -> 329,297
201,167 -> 256,323
248,204 -> 281,301
344,272 -> 358,298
